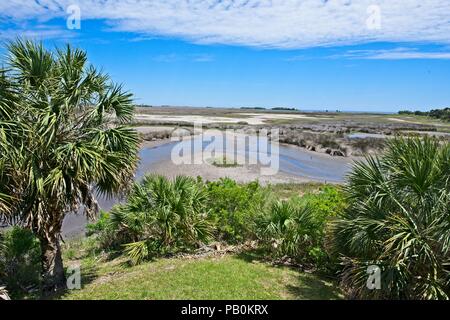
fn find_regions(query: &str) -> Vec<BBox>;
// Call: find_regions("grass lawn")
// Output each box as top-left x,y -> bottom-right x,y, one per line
61,252 -> 342,300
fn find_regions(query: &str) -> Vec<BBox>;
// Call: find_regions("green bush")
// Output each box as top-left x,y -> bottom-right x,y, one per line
300,185 -> 345,223
84,211 -> 121,255
0,227 -> 41,298
296,185 -> 346,268
332,137 -> 450,299
206,178 -> 268,243
256,200 -> 315,261
86,210 -> 111,236
89,177 -> 344,271
256,186 -> 345,268
102,175 -> 213,264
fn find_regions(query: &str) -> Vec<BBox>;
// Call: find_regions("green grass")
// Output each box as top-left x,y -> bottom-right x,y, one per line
61,252 -> 342,300
266,182 -> 326,199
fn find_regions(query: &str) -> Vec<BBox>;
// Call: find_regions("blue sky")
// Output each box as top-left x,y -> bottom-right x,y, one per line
1,1 -> 450,112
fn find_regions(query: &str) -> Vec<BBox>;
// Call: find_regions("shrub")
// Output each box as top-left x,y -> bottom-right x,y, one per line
300,185 -> 345,224
429,107 -> 450,121
317,134 -> 341,149
87,177 -> 344,272
256,186 -> 345,268
332,137 -> 450,299
0,227 -> 41,298
85,211 -> 121,253
256,200 -> 315,262
206,178 -> 268,243
299,186 -> 346,268
350,138 -> 386,154
104,175 -> 213,264
86,210 -> 111,236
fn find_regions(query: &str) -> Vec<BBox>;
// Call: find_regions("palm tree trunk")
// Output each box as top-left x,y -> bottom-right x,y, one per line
39,233 -> 66,294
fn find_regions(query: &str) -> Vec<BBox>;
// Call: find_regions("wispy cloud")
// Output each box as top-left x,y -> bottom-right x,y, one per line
335,48 -> 450,60
192,54 -> 214,62
153,53 -> 214,63
0,23 -> 74,41
284,55 -> 308,62
1,1 -> 450,49
153,53 -> 180,63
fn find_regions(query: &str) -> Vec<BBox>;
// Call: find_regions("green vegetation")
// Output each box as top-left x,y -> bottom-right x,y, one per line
265,182 -> 324,199
208,156 -> 241,168
271,107 -> 298,111
0,227 -> 40,299
0,179 -> 342,300
206,178 -> 267,243
75,137 -> 450,300
257,186 -> 345,269
333,137 -> 450,299
257,201 -> 317,262
0,40 -> 139,292
61,253 -> 342,300
399,107 -> 450,121
86,177 -> 342,269
100,175 -> 212,265
3,137 -> 448,300
1,41 -> 449,301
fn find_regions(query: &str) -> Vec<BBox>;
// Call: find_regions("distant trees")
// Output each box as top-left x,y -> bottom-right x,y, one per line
271,107 -> 298,111
429,108 -> 450,121
398,107 -> 450,121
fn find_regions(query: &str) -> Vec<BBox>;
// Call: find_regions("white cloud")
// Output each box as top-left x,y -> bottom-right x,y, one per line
1,1 -> 450,49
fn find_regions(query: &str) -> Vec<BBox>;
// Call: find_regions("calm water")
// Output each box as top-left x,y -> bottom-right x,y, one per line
138,135 -> 353,181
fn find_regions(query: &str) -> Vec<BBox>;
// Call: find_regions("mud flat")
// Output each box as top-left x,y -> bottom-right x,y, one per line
134,112 -> 331,125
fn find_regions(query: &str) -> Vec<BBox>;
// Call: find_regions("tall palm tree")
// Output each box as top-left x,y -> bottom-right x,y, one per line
332,137 -> 450,299
0,40 -> 139,292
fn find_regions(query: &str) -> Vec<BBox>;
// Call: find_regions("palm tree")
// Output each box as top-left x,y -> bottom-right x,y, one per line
0,40 -> 139,292
0,67 -> 20,216
257,200 -> 315,262
108,175 -> 212,264
332,137 -> 450,299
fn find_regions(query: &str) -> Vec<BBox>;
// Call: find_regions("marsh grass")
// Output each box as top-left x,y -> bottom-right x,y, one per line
208,156 -> 241,168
